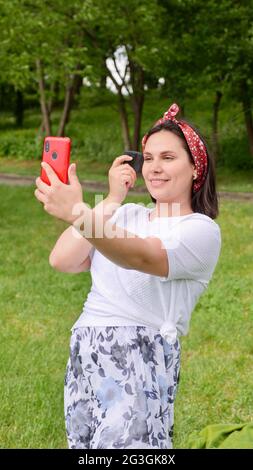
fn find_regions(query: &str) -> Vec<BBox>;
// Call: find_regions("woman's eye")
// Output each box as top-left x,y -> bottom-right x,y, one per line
144,156 -> 174,160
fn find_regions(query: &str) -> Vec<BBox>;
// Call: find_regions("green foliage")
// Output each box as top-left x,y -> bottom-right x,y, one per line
219,135 -> 253,170
0,0 -> 90,89
0,0 -> 253,167
78,86 -> 118,108
1,89 -> 253,170
0,129 -> 43,160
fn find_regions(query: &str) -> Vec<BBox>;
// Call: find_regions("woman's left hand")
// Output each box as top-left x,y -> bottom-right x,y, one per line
34,162 -> 84,224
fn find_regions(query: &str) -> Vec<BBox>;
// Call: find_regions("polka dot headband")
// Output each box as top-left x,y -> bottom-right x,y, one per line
141,103 -> 208,193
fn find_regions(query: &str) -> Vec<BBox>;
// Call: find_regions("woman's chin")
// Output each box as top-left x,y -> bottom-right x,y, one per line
149,189 -> 172,199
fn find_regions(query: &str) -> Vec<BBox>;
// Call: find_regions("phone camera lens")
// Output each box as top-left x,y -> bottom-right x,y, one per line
52,151 -> 57,160
45,141 -> 50,152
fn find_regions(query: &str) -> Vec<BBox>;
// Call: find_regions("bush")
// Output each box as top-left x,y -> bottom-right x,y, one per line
218,134 -> 253,170
71,125 -> 123,162
0,129 -> 43,160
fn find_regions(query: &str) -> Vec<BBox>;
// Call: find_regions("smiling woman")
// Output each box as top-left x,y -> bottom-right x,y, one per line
142,114 -> 218,219
142,130 -> 196,217
143,151 -> 176,187
35,102 -> 222,450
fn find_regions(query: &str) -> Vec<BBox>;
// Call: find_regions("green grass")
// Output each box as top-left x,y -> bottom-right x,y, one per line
0,184 -> 91,448
0,157 -> 110,183
0,182 -> 252,448
175,200 -> 253,447
216,168 -> 253,193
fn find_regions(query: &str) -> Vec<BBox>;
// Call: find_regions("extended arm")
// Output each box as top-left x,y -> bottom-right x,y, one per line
72,206 -> 169,277
35,155 -> 168,276
49,195 -> 121,272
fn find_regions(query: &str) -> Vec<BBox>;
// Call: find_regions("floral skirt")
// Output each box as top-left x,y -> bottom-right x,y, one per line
64,326 -> 181,449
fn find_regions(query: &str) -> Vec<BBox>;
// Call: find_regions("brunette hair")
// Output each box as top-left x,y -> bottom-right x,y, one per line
144,120 -> 219,219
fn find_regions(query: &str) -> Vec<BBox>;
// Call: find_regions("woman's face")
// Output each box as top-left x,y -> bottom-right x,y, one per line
142,130 -> 195,204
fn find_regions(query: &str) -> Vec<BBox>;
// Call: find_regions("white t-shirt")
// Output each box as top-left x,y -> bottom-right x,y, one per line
71,203 -> 222,343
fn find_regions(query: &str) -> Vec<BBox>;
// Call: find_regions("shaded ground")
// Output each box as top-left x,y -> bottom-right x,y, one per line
0,172 -> 253,201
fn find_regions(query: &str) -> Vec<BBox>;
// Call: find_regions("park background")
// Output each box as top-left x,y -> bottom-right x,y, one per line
0,0 -> 252,448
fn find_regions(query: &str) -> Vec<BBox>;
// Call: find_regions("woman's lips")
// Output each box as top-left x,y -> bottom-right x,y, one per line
150,179 -> 169,187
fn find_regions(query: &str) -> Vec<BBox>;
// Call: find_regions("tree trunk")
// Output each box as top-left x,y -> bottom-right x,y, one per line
118,92 -> 132,150
211,90 -> 222,162
57,76 -> 75,136
40,81 -> 55,134
48,81 -> 55,114
100,55 -> 107,89
241,83 -> 253,158
132,94 -> 144,151
75,74 -> 83,96
15,90 -> 24,127
129,61 -> 145,151
105,57 -> 134,150
57,66 -> 83,137
36,58 -> 52,136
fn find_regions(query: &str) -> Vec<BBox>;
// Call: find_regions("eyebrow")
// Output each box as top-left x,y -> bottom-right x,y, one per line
143,150 -> 177,156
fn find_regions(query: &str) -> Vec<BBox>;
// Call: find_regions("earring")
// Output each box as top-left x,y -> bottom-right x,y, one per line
193,173 -> 197,180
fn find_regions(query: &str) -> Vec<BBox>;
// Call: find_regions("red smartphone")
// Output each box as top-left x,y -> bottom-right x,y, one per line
41,136 -> 71,185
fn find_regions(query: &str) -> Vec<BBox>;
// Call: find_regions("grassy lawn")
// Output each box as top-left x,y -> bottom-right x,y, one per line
216,168 -> 253,193
0,158 -> 110,183
175,200 -> 253,447
0,182 -> 252,448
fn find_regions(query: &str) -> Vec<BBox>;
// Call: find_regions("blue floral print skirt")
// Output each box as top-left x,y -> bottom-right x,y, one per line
64,326 -> 181,449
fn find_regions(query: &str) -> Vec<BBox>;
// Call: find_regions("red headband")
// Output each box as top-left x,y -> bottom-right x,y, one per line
141,103 -> 208,193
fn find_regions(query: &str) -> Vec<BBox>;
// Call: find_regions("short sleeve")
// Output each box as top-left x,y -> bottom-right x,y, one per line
155,217 -> 222,283
88,246 -> 96,262
107,203 -> 139,230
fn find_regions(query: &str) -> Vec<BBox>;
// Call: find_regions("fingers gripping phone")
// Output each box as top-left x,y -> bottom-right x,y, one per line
41,137 -> 71,185
122,150 -> 143,174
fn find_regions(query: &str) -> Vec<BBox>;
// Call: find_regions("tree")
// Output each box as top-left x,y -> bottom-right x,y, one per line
0,0 -> 89,136
0,0 -> 33,127
191,0 -> 253,160
74,0 -> 167,150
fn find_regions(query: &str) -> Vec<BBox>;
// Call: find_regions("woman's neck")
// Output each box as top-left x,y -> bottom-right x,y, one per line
149,201 -> 193,220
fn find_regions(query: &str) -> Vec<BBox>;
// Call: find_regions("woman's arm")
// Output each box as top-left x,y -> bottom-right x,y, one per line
34,154 -> 137,272
49,225 -> 93,273
72,206 -> 169,277
49,194 -> 121,272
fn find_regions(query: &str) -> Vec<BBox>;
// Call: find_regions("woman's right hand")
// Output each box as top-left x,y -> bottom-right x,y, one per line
108,155 -> 137,203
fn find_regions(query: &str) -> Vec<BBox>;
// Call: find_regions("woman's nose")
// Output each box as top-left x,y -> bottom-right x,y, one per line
150,161 -> 163,172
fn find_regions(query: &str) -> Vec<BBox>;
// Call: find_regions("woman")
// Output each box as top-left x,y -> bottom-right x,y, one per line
34,103 -> 221,449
